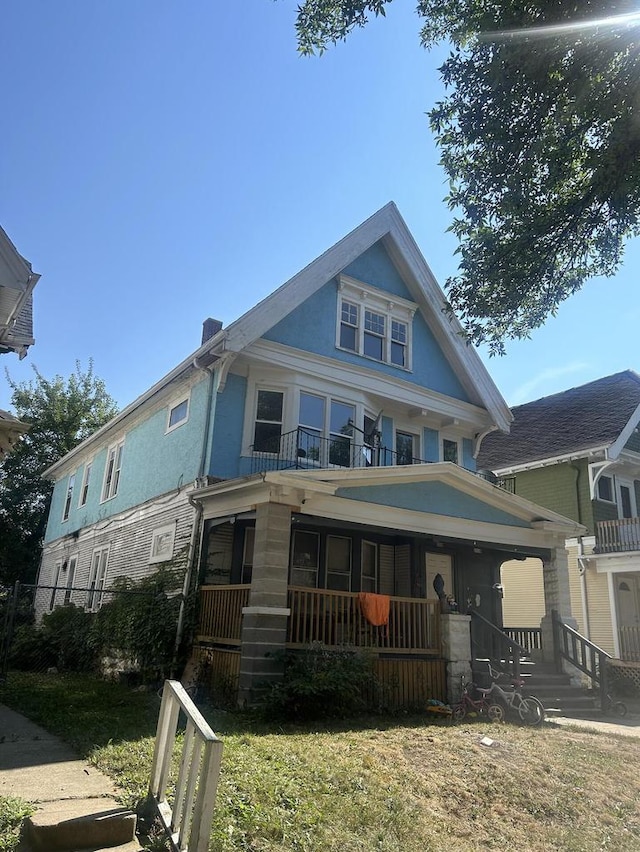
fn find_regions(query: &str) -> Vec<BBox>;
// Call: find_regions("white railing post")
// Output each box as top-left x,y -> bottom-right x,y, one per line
149,680 -> 223,852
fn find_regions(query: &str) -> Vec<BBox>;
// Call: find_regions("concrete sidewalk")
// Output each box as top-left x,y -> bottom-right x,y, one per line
0,703 -> 141,850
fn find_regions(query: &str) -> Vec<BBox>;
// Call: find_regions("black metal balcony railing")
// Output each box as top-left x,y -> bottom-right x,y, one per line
250,428 -> 428,474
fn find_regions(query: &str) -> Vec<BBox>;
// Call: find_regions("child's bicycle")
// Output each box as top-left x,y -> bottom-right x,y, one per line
451,679 -> 504,723
603,691 -> 627,717
478,663 -> 545,727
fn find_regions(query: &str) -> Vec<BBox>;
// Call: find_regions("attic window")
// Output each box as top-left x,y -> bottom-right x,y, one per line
336,275 -> 416,370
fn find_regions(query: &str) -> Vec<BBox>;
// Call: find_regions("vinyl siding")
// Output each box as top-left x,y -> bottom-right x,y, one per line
501,558 -> 545,627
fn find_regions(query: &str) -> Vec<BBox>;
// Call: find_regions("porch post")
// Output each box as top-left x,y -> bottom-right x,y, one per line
440,613 -> 472,705
540,542 -> 577,665
237,501 -> 291,707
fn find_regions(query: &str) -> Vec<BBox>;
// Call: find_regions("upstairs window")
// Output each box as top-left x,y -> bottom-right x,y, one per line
597,475 -> 614,502
62,472 -> 76,521
442,439 -> 459,464
337,275 -> 415,370
396,431 -> 419,465
101,440 -> 124,502
78,461 -> 92,507
167,396 -> 189,432
253,390 -> 284,453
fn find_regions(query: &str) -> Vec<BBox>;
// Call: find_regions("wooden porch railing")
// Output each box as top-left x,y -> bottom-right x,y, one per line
619,626 -> 640,662
503,626 -> 543,654
596,518 -> 640,553
286,587 -> 440,654
198,585 -> 250,645
198,585 -> 440,654
552,610 -> 610,706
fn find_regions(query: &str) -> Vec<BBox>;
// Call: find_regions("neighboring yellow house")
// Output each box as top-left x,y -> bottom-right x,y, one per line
478,371 -> 640,661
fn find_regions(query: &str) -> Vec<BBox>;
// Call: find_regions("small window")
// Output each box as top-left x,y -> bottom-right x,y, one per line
253,390 -> 283,453
149,523 -> 176,563
87,547 -> 109,611
340,301 -> 358,351
79,461 -> 92,507
390,320 -> 407,367
167,397 -> 189,432
290,531 -> 319,588
62,472 -> 76,521
597,475 -> 614,502
101,440 -> 124,502
396,431 -> 418,466
242,527 -> 254,584
63,555 -> 78,606
361,541 -> 378,593
442,439 -> 459,464
326,536 -> 351,591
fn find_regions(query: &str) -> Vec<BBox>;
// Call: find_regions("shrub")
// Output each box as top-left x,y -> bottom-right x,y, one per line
9,604 -> 97,672
261,646 -> 380,720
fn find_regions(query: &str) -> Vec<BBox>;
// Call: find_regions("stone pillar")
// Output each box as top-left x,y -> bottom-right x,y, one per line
440,613 -> 472,705
237,502 -> 291,707
540,543 -> 578,666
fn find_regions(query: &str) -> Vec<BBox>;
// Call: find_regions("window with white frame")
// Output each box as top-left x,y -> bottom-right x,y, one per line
78,461 -> 92,507
86,547 -> 109,611
149,523 -> 176,563
253,389 -> 284,453
442,438 -> 459,465
63,555 -> 78,605
167,396 -> 189,432
597,475 -> 615,502
337,276 -> 416,369
49,561 -> 63,611
396,431 -> 419,465
298,392 -> 354,467
101,440 -> 124,502
62,472 -> 76,521
290,530 -> 320,588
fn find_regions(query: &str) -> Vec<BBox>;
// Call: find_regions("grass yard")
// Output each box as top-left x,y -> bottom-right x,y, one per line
1,671 -> 640,851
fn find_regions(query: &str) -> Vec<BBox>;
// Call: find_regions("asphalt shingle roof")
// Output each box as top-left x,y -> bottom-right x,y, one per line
477,370 -> 640,471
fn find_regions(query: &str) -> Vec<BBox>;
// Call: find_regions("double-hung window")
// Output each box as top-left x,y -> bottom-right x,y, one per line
79,461 -> 92,507
297,392 -> 355,468
253,390 -> 284,453
87,547 -> 109,611
337,276 -> 415,369
101,440 -> 124,502
62,472 -> 76,521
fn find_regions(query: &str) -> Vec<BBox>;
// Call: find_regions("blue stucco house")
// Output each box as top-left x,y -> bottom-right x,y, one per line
39,204 -> 580,706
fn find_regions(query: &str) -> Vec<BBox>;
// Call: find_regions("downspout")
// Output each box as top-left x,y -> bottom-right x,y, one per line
172,356 -> 218,673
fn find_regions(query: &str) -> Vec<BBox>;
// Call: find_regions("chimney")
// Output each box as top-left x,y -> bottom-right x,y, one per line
201,317 -> 223,344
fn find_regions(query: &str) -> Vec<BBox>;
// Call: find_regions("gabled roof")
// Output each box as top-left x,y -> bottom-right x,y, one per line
0,226 -> 40,359
477,371 -> 640,472
44,203 -> 512,477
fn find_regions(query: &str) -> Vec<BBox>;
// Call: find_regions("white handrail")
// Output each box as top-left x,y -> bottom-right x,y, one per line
149,680 -> 223,852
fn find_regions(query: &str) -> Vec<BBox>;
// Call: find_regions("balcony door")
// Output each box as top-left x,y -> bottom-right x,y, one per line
616,479 -> 637,519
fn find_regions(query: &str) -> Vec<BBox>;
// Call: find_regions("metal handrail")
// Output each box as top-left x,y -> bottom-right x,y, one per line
470,609 -> 527,678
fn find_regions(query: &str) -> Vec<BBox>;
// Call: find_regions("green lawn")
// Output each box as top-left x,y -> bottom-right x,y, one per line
2,671 -> 640,851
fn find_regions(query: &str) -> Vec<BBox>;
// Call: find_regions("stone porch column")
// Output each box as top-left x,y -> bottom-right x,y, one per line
441,613 -> 472,705
237,502 -> 291,707
540,542 -> 578,665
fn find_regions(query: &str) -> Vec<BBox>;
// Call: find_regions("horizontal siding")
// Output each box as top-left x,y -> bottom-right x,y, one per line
37,493 -> 195,617
501,558 -> 545,627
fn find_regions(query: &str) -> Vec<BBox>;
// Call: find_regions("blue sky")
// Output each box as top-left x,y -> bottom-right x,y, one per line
2,0 -> 638,413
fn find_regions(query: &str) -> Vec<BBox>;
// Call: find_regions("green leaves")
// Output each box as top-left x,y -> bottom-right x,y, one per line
293,0 -> 640,352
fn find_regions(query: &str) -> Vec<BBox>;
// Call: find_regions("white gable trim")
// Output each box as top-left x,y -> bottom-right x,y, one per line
608,402 -> 640,460
220,203 -> 512,433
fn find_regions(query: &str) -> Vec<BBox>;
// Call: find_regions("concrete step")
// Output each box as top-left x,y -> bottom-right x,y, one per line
21,797 -> 139,852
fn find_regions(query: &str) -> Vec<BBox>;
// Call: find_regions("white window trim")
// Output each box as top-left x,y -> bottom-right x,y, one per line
78,459 -> 93,507
395,429 -> 420,465
596,474 -> 616,504
336,275 -> 416,371
441,436 -> 461,465
166,394 -> 190,434
86,546 -> 109,612
250,386 -> 286,455
149,522 -> 177,564
63,554 -> 78,606
101,439 -> 125,503
62,471 -> 77,522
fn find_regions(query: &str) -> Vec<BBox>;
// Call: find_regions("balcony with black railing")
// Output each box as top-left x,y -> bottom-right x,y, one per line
250,427 -> 428,474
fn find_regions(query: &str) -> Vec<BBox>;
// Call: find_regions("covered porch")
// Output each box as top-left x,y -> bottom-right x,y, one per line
191,464 -> 582,708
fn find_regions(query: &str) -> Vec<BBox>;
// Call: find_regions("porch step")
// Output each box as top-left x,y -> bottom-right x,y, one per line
21,797 -> 140,852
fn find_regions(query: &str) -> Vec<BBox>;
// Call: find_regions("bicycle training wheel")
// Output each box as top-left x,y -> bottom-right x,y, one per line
487,703 -> 505,722
518,696 -> 545,726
